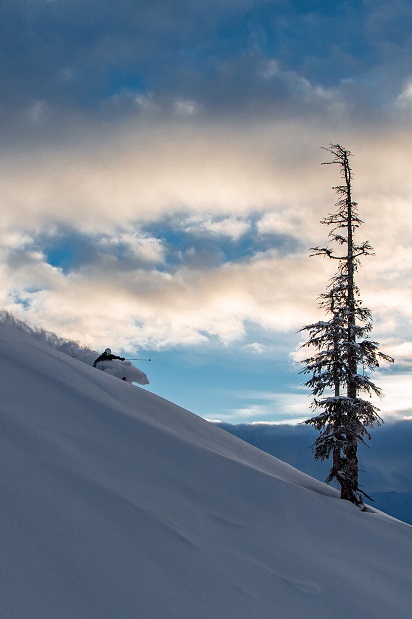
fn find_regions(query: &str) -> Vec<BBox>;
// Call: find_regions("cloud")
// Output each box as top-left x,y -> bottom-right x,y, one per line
2,0 -> 412,136
257,211 -> 304,238
181,216 -> 250,241
97,232 -> 166,265
2,117 -> 412,355
217,389 -> 311,424
1,0 -> 412,424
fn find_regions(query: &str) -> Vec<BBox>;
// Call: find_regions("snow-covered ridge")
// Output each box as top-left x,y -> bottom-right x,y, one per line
0,318 -> 411,618
0,310 -> 97,362
0,310 -> 149,384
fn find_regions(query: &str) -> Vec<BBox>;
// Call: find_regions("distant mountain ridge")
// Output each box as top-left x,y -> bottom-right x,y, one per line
217,422 -> 412,525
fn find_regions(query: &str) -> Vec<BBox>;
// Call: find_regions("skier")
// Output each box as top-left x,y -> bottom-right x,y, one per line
93,348 -> 125,368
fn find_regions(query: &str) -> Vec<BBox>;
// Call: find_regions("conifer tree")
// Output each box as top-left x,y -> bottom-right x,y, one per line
300,144 -> 393,507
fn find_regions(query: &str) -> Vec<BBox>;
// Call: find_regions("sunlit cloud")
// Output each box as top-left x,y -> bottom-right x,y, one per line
181,216 -> 250,240
1,117 -> 412,360
373,373 -> 412,421
257,211 -> 304,238
217,388 -> 311,425
1,0 -> 412,422
98,232 -> 166,264
174,99 -> 199,117
395,78 -> 412,119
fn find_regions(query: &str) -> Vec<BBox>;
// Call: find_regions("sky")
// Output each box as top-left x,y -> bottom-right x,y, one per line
2,0 -> 412,423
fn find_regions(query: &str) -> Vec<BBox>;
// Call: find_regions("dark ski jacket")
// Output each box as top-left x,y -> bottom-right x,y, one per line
93,352 -> 125,368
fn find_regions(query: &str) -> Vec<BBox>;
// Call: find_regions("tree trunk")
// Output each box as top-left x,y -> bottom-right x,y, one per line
342,150 -> 359,503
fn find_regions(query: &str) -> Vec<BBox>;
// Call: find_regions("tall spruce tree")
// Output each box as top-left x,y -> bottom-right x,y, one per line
300,143 -> 393,507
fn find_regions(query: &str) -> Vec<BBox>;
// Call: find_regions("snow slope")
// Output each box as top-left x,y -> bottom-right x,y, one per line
0,321 -> 411,619
0,310 -> 150,385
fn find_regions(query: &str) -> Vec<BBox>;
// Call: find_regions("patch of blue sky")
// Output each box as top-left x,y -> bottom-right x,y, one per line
38,212 -> 303,281
140,224 -> 220,271
235,1 -> 377,85
140,335 -> 302,424
44,243 -> 75,274
40,226 -> 164,273
40,230 -> 98,273
142,215 -> 301,270
104,72 -> 147,101
9,290 -> 41,310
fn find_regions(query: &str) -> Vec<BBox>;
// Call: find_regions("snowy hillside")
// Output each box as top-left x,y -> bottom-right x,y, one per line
0,320 -> 411,619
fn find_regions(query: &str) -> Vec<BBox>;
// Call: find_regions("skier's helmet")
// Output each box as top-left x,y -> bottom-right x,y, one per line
104,348 -> 111,355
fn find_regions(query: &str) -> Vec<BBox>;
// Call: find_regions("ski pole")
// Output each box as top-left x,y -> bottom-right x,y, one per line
124,358 -> 151,361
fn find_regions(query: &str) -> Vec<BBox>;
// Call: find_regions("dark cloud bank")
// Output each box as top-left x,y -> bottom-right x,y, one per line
2,0 -> 412,123
217,421 -> 412,524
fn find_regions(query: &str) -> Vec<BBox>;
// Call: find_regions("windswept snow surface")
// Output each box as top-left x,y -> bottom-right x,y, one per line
0,311 -> 150,385
0,321 -> 411,619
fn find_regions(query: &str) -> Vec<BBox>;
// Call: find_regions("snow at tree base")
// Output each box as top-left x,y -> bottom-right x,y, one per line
0,320 -> 411,619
